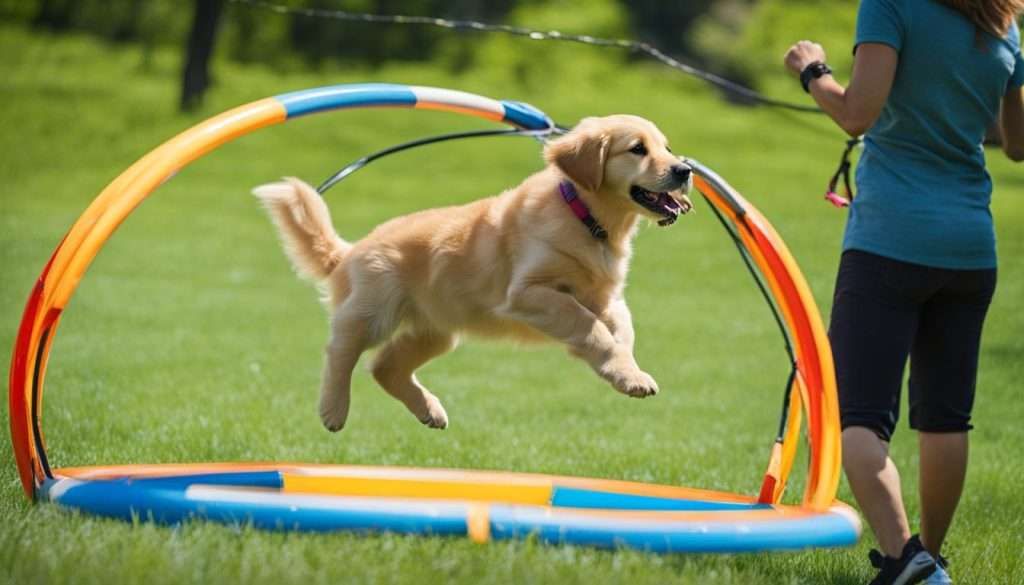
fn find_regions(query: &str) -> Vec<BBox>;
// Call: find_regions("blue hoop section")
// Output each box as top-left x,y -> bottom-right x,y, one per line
39,466 -> 859,553
274,83 -> 554,130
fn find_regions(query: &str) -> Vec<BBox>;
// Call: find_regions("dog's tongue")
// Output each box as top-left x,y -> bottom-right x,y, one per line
658,193 -> 682,213
655,193 -> 683,226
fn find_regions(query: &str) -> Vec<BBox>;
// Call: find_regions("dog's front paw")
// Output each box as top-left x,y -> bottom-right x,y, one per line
418,393 -> 449,429
601,362 -> 659,398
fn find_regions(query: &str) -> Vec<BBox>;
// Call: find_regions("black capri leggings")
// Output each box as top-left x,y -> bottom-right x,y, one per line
828,249 -> 997,442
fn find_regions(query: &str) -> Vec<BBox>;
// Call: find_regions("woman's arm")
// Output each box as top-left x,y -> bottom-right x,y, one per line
1001,86 -> 1024,162
784,41 -> 898,137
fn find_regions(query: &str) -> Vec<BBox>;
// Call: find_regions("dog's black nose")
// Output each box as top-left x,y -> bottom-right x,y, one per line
671,165 -> 692,182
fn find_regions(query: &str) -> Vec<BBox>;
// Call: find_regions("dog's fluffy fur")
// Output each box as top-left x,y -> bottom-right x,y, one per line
254,115 -> 692,432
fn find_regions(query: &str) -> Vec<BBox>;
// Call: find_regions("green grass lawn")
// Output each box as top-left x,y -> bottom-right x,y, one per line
2,24 -> 1023,585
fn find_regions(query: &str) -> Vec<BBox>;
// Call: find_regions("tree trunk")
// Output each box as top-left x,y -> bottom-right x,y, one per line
180,0 -> 225,112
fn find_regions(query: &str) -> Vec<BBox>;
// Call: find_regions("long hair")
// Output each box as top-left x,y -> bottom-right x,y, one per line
935,0 -> 1024,37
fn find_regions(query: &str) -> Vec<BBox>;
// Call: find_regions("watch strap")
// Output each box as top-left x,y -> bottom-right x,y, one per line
800,61 -> 833,93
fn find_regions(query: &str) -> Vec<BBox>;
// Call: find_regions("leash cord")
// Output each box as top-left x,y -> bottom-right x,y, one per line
317,127 -> 561,194
825,137 -> 861,208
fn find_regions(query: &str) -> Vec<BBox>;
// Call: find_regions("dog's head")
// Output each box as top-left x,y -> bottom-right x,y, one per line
544,115 -> 693,226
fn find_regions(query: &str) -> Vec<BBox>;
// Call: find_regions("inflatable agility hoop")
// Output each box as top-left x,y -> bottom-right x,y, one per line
9,84 -> 859,553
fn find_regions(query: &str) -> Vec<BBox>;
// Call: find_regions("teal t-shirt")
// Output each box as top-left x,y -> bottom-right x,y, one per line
847,0 -> 1024,269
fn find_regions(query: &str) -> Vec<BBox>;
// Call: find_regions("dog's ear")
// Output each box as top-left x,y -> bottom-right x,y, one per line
544,121 -> 610,192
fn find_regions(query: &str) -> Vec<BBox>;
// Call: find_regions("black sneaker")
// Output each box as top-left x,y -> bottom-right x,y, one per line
867,535 -> 937,585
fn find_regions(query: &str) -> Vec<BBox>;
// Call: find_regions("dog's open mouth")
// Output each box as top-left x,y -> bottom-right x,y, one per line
629,186 -> 693,226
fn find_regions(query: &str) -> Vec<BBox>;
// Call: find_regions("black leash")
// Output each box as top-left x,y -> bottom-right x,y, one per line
824,137 -> 861,208
316,127 -> 561,195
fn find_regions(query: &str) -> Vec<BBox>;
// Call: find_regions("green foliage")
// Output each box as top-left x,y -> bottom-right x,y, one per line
10,0 -> 192,45
0,0 -> 875,104
0,0 -> 767,80
2,0 -> 640,73
726,0 -> 859,98
282,0 -> 516,67
2,17 -> 1024,585
437,0 -> 629,88
615,0 -> 717,55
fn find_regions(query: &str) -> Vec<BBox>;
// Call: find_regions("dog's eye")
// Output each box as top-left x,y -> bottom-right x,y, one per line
666,146 -> 673,153
629,143 -> 647,156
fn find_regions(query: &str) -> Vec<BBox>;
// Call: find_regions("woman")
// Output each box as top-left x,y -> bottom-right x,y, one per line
784,1 -> 1023,584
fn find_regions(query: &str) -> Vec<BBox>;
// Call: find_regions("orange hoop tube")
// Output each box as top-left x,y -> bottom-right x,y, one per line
693,170 -> 841,510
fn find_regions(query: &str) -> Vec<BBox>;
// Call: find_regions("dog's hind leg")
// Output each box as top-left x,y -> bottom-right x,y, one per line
371,330 -> 456,429
319,303 -> 374,432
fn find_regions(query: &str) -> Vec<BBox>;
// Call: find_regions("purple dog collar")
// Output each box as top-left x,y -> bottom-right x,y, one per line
558,180 -> 608,241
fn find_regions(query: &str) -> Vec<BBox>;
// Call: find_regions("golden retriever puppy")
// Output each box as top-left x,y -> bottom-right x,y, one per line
254,115 -> 693,432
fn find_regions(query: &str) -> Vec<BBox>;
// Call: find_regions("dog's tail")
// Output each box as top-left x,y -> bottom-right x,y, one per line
252,177 -> 352,282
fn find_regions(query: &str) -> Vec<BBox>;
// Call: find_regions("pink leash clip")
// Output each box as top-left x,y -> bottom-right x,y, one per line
825,137 -> 860,209
824,190 -> 850,208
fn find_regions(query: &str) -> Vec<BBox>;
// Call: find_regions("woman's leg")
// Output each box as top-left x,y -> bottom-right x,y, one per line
908,267 -> 995,556
843,426 -> 913,557
918,432 -> 968,555
829,250 -> 930,557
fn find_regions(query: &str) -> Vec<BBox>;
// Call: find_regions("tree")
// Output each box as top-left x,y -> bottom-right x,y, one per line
616,0 -> 717,57
32,0 -> 78,30
180,0 -> 225,112
112,0 -> 146,43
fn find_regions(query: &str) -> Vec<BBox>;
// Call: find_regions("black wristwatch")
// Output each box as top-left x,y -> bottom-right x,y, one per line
800,61 -> 833,93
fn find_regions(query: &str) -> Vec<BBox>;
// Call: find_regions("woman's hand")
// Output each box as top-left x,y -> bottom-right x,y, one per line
785,41 -> 828,76
783,41 -> 896,137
